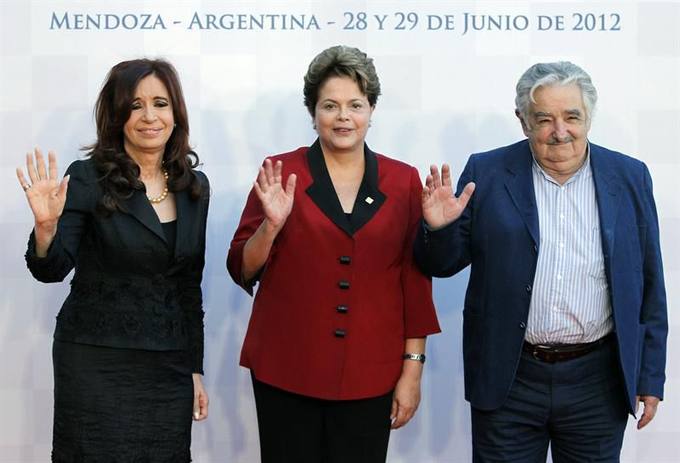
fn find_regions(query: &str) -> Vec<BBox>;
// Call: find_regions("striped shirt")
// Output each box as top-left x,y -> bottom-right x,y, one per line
525,148 -> 613,344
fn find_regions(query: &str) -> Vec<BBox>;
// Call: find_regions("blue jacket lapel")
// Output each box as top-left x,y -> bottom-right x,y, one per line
504,140 -> 540,246
590,143 -> 621,258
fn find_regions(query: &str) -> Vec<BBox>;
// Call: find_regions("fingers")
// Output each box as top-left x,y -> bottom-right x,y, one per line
193,390 -> 209,421
57,175 -> 70,201
441,163 -> 451,187
273,159 -> 283,185
16,168 -> 30,192
35,148 -> 47,180
26,152 -> 38,184
391,401 -> 415,429
263,158 -> 274,186
429,165 -> 441,189
285,173 -> 297,197
48,150 -> 58,180
390,398 -> 398,427
456,182 -> 476,208
637,396 -> 659,430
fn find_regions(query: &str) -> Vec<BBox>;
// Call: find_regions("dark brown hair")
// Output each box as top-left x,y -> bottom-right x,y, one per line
85,58 -> 201,213
303,45 -> 381,117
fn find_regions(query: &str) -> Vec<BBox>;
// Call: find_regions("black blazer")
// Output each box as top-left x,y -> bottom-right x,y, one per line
25,159 -> 210,373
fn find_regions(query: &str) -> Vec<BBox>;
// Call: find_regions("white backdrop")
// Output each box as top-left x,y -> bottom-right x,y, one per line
1,1 -> 678,462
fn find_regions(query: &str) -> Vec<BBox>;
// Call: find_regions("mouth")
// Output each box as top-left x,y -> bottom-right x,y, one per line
137,128 -> 164,136
333,128 -> 354,134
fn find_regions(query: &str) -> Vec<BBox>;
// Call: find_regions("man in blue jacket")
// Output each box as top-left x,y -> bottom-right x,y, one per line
415,61 -> 668,462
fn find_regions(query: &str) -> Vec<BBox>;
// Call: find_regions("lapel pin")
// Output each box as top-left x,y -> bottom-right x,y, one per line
365,196 -> 374,204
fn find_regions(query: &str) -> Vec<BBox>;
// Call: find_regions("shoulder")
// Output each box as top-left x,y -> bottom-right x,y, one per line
470,139 -> 529,165
266,146 -> 309,165
589,142 -> 646,169
65,158 -> 98,181
192,168 -> 210,187
375,152 -> 418,176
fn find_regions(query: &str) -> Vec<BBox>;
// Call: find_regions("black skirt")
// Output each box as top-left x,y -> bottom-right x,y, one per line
52,340 -> 194,462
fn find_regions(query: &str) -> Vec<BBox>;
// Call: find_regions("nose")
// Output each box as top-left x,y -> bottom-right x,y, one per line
141,106 -> 157,122
552,119 -> 569,141
337,106 -> 350,121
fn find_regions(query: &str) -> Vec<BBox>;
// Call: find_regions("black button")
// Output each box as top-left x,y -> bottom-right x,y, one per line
339,256 -> 351,265
334,329 -> 346,338
519,322 -> 526,329
338,280 -> 350,290
336,305 -> 349,314
525,284 -> 532,293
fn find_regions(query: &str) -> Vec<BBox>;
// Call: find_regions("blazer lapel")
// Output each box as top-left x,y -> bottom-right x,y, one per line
173,187 -> 197,259
590,143 -> 621,258
122,189 -> 166,243
305,140 -> 386,236
351,145 -> 386,233
504,140 -> 540,246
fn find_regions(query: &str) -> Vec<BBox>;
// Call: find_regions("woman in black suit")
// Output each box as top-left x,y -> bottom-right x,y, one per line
15,59 -> 209,462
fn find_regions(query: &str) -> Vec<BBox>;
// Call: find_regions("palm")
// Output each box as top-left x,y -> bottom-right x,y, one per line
26,177 -> 65,224
261,183 -> 293,228
254,159 -> 297,230
17,149 -> 68,227
421,164 -> 474,229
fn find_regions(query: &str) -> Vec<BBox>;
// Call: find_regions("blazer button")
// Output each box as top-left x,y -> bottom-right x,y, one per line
339,256 -> 351,265
525,284 -> 532,293
338,280 -> 350,290
533,244 -> 538,253
519,322 -> 526,329
336,305 -> 349,314
334,329 -> 346,338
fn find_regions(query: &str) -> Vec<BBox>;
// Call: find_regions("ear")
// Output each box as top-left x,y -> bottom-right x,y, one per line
515,109 -> 531,137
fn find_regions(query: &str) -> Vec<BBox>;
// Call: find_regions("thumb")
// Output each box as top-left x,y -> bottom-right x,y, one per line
57,175 -> 70,201
285,173 -> 297,197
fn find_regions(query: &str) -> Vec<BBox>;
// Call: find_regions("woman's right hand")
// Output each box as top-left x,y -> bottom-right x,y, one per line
421,164 -> 474,230
16,149 -> 69,254
254,158 -> 297,232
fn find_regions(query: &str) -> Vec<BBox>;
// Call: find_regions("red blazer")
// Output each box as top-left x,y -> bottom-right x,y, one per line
228,140 -> 440,400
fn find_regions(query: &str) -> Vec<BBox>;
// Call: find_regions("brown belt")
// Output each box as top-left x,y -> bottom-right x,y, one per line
522,333 -> 613,363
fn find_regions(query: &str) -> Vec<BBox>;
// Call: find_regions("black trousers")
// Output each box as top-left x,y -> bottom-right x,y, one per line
251,374 -> 393,463
471,337 -> 629,463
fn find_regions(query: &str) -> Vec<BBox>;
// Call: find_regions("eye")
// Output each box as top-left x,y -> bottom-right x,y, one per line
322,102 -> 336,110
154,99 -> 169,108
131,102 -> 142,110
352,102 -> 363,109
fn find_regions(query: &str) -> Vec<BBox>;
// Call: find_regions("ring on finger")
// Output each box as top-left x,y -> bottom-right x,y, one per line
22,183 -> 31,191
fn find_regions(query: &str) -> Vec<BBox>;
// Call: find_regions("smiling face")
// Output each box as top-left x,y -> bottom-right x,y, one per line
123,74 -> 174,160
314,75 -> 374,155
520,83 -> 590,182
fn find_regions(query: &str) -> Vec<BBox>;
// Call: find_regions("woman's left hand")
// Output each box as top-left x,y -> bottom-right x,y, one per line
390,372 -> 421,429
192,373 -> 209,421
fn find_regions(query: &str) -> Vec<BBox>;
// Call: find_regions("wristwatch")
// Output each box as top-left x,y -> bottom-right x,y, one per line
403,353 -> 426,363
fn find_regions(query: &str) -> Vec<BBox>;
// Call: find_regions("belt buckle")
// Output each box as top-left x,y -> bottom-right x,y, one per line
532,344 -> 553,362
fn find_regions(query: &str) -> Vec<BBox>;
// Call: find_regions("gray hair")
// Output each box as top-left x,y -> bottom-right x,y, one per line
303,45 -> 381,116
515,61 -> 597,126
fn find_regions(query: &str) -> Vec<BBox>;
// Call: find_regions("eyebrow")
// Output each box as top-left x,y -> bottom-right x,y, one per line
565,109 -> 582,116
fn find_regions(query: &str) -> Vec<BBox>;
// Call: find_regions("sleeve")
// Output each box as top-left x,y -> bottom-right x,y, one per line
413,156 -> 475,278
24,160 -> 94,283
402,167 -> 441,338
226,185 -> 266,296
182,171 -> 210,375
636,163 -> 668,399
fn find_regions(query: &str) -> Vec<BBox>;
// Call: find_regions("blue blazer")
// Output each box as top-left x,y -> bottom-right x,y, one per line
415,139 -> 667,412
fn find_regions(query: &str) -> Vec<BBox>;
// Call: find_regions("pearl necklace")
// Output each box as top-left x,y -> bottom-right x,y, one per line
147,169 -> 169,204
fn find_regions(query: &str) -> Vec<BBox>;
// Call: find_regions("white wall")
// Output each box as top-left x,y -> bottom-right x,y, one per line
0,1 -> 678,461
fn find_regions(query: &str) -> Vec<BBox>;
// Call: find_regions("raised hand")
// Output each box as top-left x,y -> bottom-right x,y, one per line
16,148 -> 69,229
421,164 -> 474,230
253,158 -> 297,232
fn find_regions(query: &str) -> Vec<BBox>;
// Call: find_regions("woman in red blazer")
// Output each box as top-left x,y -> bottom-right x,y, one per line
227,45 -> 440,463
